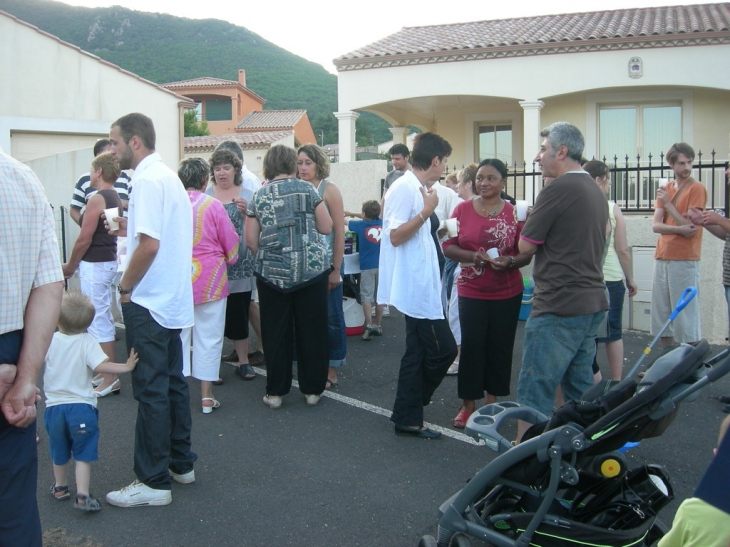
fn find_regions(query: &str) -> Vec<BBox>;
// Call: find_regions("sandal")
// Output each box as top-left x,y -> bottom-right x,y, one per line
235,364 -> 256,380
446,362 -> 459,376
74,493 -> 101,512
212,377 -> 224,386
202,398 -> 221,414
452,408 -> 472,429
51,483 -> 70,501
325,379 -> 338,390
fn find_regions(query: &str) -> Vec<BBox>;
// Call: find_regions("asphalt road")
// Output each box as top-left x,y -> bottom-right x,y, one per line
36,311 -> 730,547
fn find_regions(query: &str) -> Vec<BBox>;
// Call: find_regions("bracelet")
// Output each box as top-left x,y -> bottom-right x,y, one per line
508,256 -> 516,269
418,212 -> 426,223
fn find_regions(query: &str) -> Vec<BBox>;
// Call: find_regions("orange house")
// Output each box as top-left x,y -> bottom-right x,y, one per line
163,69 -> 316,146
163,70 -> 265,135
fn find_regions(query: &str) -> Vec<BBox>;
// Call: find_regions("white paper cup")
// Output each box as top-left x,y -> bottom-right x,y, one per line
515,200 -> 529,221
658,178 -> 669,188
104,207 -> 121,232
445,218 -> 458,238
486,248 -> 499,259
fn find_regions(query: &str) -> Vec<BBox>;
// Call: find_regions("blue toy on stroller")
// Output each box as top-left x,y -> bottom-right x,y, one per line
419,310 -> 730,546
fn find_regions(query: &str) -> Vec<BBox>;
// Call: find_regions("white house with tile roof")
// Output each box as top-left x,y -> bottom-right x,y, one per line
333,3 -> 730,342
334,3 -> 730,176
183,130 -> 294,180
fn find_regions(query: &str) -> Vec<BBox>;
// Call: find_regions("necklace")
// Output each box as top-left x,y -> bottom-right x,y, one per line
480,198 -> 503,218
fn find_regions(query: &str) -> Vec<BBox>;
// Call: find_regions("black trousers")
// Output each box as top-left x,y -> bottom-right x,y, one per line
391,315 -> 457,427
257,276 -> 329,396
123,302 -> 197,490
458,294 -> 522,400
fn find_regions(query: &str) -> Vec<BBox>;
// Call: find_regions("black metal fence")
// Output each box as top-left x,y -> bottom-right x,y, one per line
54,205 -> 69,263
444,151 -> 729,213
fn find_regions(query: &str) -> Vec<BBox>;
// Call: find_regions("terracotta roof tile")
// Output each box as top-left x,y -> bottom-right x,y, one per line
163,77 -> 239,88
236,110 -> 307,131
162,77 -> 266,103
184,131 -> 291,153
334,3 -> 730,70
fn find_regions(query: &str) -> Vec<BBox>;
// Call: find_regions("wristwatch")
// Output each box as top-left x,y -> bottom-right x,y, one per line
117,285 -> 133,295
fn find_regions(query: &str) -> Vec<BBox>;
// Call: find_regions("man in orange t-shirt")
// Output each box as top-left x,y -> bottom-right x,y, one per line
651,142 -> 707,348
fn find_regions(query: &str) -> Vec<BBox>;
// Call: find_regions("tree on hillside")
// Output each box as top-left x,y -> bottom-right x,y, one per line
184,110 -> 210,137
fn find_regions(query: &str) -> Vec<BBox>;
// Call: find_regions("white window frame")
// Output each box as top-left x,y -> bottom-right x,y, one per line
585,90 -> 693,160
464,111 -> 521,166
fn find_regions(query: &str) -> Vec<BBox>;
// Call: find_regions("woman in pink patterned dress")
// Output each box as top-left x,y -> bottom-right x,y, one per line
178,158 -> 239,414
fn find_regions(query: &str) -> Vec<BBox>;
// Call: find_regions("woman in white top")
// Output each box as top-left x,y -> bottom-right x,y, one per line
583,160 -> 638,381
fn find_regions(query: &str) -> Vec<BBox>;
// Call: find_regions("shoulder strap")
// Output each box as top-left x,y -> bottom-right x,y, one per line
670,180 -> 693,208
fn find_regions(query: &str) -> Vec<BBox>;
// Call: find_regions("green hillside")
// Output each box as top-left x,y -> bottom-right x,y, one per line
0,0 -> 391,147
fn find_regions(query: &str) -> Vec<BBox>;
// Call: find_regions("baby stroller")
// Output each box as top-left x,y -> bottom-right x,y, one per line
418,338 -> 730,547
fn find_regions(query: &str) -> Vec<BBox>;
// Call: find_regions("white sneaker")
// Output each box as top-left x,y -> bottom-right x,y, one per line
382,305 -> 390,317
263,394 -> 282,409
305,394 -> 321,406
106,480 -> 172,507
169,468 -> 195,484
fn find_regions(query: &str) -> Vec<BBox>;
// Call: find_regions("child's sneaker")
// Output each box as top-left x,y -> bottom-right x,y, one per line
74,493 -> 102,512
369,325 -> 382,337
382,305 -> 390,317
51,483 -> 70,501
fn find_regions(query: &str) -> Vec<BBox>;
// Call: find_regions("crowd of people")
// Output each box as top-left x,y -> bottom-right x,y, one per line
1,113 -> 729,546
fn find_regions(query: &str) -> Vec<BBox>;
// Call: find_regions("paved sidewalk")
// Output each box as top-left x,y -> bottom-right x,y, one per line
37,313 -> 730,547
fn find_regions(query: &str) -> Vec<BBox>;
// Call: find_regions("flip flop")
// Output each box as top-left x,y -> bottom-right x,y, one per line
452,409 -> 472,429
212,377 -> 224,386
325,379 -> 338,389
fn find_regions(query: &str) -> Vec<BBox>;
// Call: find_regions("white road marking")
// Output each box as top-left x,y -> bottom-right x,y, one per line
252,365 -> 481,445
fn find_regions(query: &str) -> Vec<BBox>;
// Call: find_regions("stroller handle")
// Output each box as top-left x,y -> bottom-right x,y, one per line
669,286 -> 697,321
706,352 -> 730,382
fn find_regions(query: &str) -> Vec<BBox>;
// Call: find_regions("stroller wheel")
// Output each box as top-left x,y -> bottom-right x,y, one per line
417,535 -> 438,547
448,534 -> 472,547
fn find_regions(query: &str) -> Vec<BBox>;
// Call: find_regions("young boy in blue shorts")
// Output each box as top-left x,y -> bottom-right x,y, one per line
44,291 -> 138,511
347,200 -> 384,340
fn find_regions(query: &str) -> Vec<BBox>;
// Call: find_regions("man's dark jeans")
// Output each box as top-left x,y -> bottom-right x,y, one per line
122,302 -> 197,490
0,330 -> 42,547
391,315 -> 457,427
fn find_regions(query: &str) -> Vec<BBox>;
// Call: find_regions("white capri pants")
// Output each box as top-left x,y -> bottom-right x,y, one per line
181,298 -> 227,381
449,265 -> 461,345
79,260 -> 117,344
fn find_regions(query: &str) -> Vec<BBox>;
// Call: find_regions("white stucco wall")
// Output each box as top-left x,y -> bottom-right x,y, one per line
331,160 -> 388,214
0,12 -> 188,169
338,45 -> 730,113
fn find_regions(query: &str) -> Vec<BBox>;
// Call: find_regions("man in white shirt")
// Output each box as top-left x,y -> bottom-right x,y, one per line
105,113 -> 195,508
379,132 -> 457,439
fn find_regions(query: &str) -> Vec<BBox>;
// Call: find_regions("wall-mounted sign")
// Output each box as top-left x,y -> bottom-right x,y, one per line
629,57 -> 643,79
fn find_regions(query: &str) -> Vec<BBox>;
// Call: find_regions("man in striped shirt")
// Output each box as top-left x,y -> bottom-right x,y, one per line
69,138 -> 130,225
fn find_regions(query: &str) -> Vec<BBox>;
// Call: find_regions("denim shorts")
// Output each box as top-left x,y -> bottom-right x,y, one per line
597,280 -> 625,343
44,403 -> 99,465
516,311 -> 604,416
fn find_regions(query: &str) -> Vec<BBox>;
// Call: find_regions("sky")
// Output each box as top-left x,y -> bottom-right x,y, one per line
58,0 -> 716,74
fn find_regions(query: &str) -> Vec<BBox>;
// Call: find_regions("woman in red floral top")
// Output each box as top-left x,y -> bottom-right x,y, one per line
442,159 -> 533,429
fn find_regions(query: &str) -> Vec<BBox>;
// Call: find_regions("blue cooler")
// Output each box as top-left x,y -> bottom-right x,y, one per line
519,277 -> 534,321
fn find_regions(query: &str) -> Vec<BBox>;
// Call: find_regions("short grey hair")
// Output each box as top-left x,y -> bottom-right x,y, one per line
178,157 -> 209,191
540,122 -> 585,162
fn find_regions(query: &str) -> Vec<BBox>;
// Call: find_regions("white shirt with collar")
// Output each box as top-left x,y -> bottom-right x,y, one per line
126,152 -> 194,329
241,164 -> 262,194
378,170 -> 443,320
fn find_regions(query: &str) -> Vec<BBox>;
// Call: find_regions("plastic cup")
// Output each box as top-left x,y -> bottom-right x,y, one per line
445,218 -> 458,238
104,207 -> 121,231
515,200 -> 529,221
658,178 -> 669,188
486,248 -> 499,259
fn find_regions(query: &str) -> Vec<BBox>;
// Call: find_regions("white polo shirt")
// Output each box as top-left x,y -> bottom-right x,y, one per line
378,170 -> 443,320
126,153 -> 194,329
